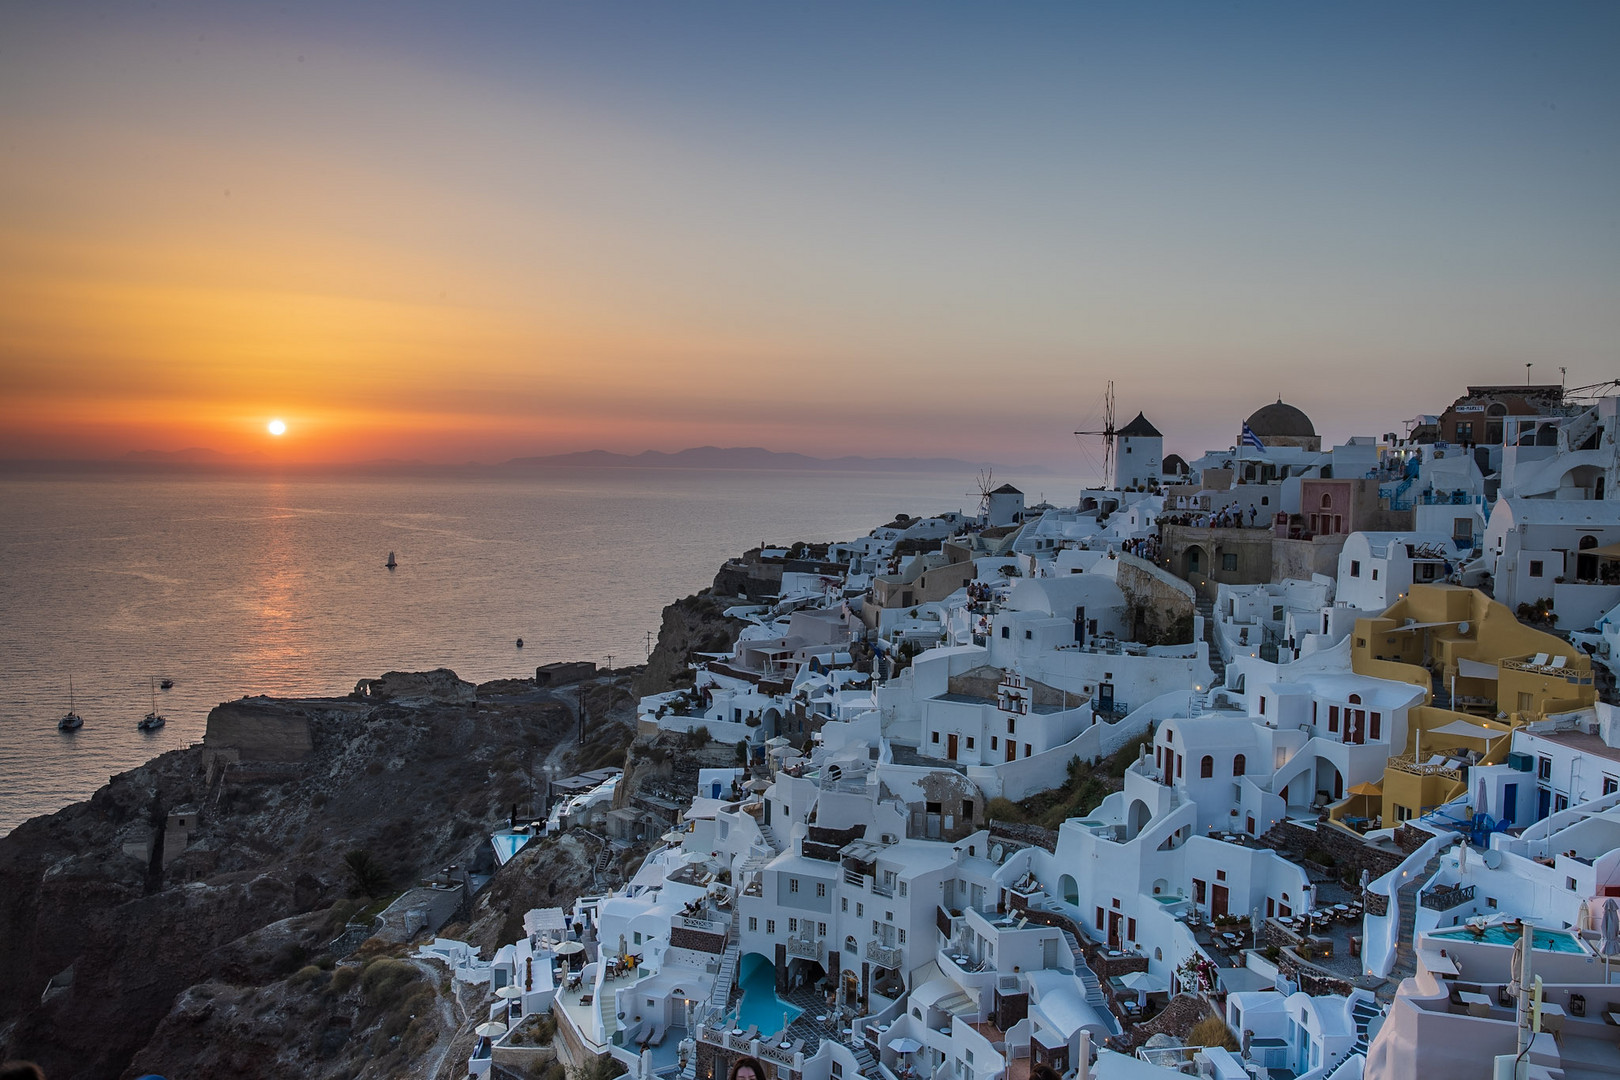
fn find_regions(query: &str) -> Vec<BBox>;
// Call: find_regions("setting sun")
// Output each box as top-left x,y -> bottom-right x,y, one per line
267,419 -> 286,437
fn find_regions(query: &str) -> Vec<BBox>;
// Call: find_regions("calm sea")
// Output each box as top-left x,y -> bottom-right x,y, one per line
0,466 -> 1078,835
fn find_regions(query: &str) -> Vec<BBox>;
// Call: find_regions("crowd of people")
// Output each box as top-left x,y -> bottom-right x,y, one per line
1159,501 -> 1266,530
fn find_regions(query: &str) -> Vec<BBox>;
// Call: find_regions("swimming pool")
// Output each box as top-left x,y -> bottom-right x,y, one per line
1431,925 -> 1586,953
733,954 -> 802,1034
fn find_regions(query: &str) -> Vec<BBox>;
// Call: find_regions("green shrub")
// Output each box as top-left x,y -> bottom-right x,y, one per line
330,965 -> 360,994
359,958 -> 422,1008
1187,1012 -> 1238,1051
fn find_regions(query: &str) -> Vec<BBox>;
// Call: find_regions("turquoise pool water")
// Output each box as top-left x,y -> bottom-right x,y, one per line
733,954 -> 802,1034
1431,925 -> 1586,953
1152,895 -> 1183,905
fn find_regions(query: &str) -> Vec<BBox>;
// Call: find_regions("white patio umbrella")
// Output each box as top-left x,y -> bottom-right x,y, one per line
496,985 -> 524,1000
555,940 -> 586,955
1120,970 -> 1167,994
749,777 -> 772,794
475,1021 -> 509,1038
766,736 -> 791,748
889,1037 -> 923,1055
681,850 -> 714,865
662,830 -> 686,844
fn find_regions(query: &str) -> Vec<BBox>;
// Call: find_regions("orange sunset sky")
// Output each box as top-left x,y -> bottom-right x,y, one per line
2,2 -> 1617,467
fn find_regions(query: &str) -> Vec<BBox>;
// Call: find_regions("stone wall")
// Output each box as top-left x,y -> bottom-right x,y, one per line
670,926 -> 727,954
536,662 -> 596,687
1116,556 -> 1196,645
988,822 -> 1058,854
1259,819 -> 1403,887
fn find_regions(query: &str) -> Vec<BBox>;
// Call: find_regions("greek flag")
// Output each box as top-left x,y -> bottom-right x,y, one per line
1241,423 -> 1265,451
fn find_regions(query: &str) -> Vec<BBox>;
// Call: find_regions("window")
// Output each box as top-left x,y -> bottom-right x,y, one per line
1372,568 -> 1379,580
1259,697 -> 1266,716
1567,877 -> 1578,891
1487,896 -> 1497,909
1538,757 -> 1553,780
1026,744 -> 1033,758
749,917 -> 758,932
1222,553 -> 1237,571
1605,777 -> 1618,797
931,731 -> 940,743
1350,560 -> 1361,577
766,919 -> 776,933
965,736 -> 975,750
816,882 -> 826,898
1329,705 -> 1339,732
789,918 -> 799,933
841,897 -> 848,912
635,931 -> 643,944
856,903 -> 863,918
1200,755 -> 1214,778
1530,560 -> 1544,577
1370,712 -> 1382,740
1001,626 -> 1009,639
898,929 -> 906,944
1216,869 -> 1226,882
1555,794 -> 1569,812
899,882 -> 907,897
990,737 -> 998,750
1025,629 -> 1033,640
845,936 -> 857,953
1233,754 -> 1246,776
963,800 -> 974,818
1008,717 -> 1016,734
789,878 -> 799,893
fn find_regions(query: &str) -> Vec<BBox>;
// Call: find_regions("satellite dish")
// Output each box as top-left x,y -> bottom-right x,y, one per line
1483,849 -> 1503,869
1457,622 -> 1470,636
989,844 -> 1004,862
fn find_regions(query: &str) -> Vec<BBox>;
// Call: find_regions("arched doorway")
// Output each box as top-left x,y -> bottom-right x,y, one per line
1184,545 -> 1207,577
1060,874 -> 1080,905
1127,799 -> 1152,838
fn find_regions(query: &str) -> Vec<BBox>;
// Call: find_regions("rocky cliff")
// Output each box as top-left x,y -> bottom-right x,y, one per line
0,673 -> 581,1080
633,590 -> 745,697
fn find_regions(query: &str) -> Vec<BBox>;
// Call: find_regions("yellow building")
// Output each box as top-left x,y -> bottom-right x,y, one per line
1347,584 -> 1595,825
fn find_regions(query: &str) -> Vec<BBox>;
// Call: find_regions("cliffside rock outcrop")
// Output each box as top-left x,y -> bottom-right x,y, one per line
634,591 -> 744,696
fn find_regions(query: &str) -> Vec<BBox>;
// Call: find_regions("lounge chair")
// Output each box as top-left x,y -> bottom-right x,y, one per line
1531,653 -> 1550,668
1551,656 -> 1568,670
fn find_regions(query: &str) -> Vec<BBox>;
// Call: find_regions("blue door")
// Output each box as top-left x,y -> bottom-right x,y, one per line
1502,783 -> 1517,826
1538,786 -> 1551,821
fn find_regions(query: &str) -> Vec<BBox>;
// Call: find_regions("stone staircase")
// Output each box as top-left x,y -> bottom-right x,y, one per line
1196,594 -> 1225,691
1351,996 -> 1380,1054
851,1040 -> 879,1077
758,825 -> 783,854
1386,850 -> 1445,985
1057,928 -> 1118,1034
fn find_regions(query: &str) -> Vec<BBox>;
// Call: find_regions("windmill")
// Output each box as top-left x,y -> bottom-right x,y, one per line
1075,380 -> 1117,489
969,468 -> 997,519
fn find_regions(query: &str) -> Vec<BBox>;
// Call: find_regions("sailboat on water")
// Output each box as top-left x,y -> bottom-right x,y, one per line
58,678 -> 83,732
138,678 -> 166,731
386,551 -> 398,569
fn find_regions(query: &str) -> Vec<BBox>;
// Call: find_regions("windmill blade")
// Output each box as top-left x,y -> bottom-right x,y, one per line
1073,380 -> 1117,487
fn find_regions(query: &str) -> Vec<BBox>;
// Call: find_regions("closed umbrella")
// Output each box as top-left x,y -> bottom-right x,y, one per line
1602,898 -> 1619,958
1459,841 -> 1468,874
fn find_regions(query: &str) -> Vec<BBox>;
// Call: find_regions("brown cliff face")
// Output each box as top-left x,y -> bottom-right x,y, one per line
633,591 -> 744,697
0,673 -> 575,1080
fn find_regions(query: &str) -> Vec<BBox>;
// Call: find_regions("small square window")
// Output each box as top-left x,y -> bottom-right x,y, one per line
1350,560 -> 1361,577
767,919 -> 776,933
790,879 -> 799,893
1222,553 -> 1237,571
1000,626 -> 1009,639
749,917 -> 758,931
931,731 -> 940,743
1530,560 -> 1544,577
965,736 -> 975,750
1567,877 -> 1578,890
990,737 -> 998,750
816,882 -> 826,897
1025,629 -> 1033,640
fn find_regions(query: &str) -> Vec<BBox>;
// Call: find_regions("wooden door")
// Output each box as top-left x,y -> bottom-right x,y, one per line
1211,884 -> 1229,919
947,733 -> 958,761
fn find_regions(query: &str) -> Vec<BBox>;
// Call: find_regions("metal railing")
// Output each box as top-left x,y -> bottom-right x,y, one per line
1420,884 -> 1476,912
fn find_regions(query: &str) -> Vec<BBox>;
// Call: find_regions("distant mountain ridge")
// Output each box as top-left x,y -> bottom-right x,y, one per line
501,445 -> 1052,474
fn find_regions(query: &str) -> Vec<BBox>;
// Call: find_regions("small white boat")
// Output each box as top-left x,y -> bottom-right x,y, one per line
386,551 -> 398,569
59,678 -> 83,731
138,678 -> 166,731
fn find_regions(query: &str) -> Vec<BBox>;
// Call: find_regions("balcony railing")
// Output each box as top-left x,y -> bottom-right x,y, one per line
1420,884 -> 1476,912
872,881 -> 895,899
785,936 -> 824,960
1386,754 -> 1463,782
866,941 -> 902,968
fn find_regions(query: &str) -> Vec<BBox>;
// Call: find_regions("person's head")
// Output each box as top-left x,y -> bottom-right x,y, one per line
728,1055 -> 766,1080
